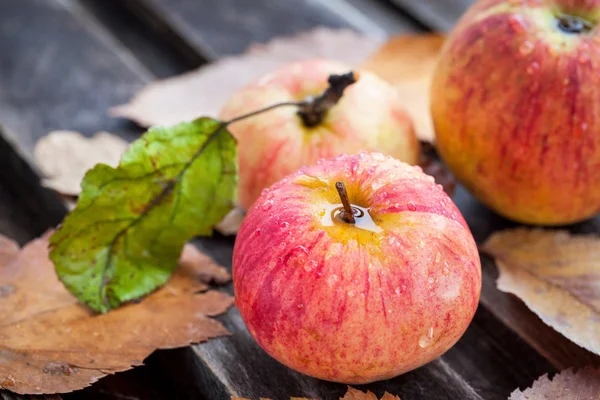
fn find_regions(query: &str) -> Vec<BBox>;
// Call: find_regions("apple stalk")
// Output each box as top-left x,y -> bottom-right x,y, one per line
225,71 -> 358,129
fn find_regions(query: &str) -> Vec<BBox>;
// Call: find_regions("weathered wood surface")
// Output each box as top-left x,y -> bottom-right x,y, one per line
0,0 -> 598,399
389,0 -> 474,31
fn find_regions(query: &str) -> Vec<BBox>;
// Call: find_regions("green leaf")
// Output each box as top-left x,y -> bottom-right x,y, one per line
49,117 -> 237,312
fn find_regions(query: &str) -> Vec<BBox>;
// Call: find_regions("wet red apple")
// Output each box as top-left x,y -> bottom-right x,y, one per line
220,58 -> 419,211
233,152 -> 481,383
432,0 -> 600,225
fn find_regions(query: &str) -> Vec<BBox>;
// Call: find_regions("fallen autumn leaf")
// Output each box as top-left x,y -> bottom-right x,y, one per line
482,228 -> 600,356
0,233 -> 233,394
231,386 -> 400,400
362,34 -> 445,143
33,131 -> 129,196
509,367 -> 600,400
110,28 -> 382,127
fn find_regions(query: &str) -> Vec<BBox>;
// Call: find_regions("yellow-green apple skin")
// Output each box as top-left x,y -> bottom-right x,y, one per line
431,0 -> 600,225
233,153 -> 481,383
220,59 -> 419,211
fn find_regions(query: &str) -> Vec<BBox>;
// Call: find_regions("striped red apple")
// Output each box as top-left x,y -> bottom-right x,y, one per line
220,59 -> 419,211
432,0 -> 600,224
233,152 -> 481,383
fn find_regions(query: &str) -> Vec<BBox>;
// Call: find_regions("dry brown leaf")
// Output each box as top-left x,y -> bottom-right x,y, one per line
362,34 -> 445,143
34,131 -> 129,196
215,206 -> 247,236
110,28 -> 382,127
0,234 -> 233,394
509,367 -> 600,400
232,387 -> 400,400
483,229 -> 600,356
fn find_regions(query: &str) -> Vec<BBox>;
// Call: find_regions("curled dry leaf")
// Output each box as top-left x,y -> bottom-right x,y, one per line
0,234 -> 233,394
231,387 -> 400,400
362,34 -> 446,143
340,387 -> 401,400
483,229 -> 600,356
110,28 -> 382,127
34,131 -> 128,196
509,367 -> 600,400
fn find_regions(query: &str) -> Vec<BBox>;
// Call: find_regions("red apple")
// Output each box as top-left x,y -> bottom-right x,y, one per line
233,152 -> 481,383
220,58 -> 419,211
431,0 -> 600,225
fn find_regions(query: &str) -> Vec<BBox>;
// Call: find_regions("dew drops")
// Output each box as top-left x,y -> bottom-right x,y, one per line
581,122 -> 589,132
526,61 -> 540,75
327,274 -> 339,286
519,41 -> 534,56
279,221 -> 289,229
428,275 -> 435,284
255,228 -> 261,237
407,202 -> 417,211
303,259 -> 318,272
394,286 -> 404,295
418,327 -> 435,348
508,15 -> 526,34
297,303 -> 304,309
261,200 -> 274,211
442,261 -> 451,276
347,289 -> 357,297
434,252 -> 442,264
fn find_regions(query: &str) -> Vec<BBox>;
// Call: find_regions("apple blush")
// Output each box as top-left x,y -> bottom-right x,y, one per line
432,0 -> 600,225
220,58 -> 419,211
233,152 -> 481,384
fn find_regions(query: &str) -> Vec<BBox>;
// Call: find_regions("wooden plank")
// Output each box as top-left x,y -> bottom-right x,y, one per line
0,0 -> 150,164
455,186 -> 600,369
0,1 -> 177,399
389,0 -> 474,31
118,0 -> 423,60
1,394 -> 61,400
0,1 -> 589,400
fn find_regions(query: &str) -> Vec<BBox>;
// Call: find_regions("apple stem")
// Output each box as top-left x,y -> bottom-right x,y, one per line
224,72 -> 358,129
297,72 -> 358,128
335,181 -> 356,224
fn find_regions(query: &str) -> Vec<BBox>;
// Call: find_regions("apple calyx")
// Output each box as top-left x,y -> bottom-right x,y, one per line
556,14 -> 593,35
225,71 -> 358,129
296,72 -> 358,128
335,181 -> 357,224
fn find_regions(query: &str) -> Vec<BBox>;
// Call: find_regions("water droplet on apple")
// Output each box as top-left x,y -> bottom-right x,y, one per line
261,200 -> 274,211
526,61 -> 540,75
303,259 -> 318,272
327,274 -> 339,286
371,179 -> 386,191
387,309 -> 392,314
255,229 -> 261,237
418,327 -> 435,348
394,286 -> 402,295
279,221 -> 289,229
407,202 -> 417,211
508,15 -> 526,34
519,41 -> 534,56
435,252 -> 441,263
347,289 -> 357,297
581,122 -> 589,132
442,261 -> 451,276
297,303 -> 304,309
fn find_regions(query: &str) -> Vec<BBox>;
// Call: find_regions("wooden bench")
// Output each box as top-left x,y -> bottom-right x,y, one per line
1,1 -> 598,399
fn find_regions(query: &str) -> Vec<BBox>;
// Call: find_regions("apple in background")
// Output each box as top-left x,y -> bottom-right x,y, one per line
220,58 -> 419,211
431,0 -> 600,225
233,152 -> 481,383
